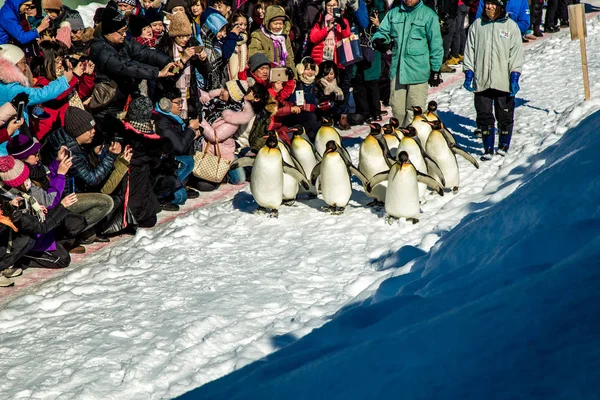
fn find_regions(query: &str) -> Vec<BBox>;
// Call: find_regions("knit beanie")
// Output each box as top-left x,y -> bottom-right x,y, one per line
129,14 -> 152,37
93,7 -> 105,25
249,52 -> 271,72
0,44 -> 25,65
7,135 -> 41,160
166,11 -> 192,37
42,0 -> 63,10
56,22 -> 72,48
0,156 -> 30,189
225,79 -> 249,102
145,8 -> 164,24
125,96 -> 155,134
65,11 -> 85,31
201,8 -> 227,35
102,7 -> 128,35
118,0 -> 137,6
166,0 -> 188,12
65,107 -> 96,138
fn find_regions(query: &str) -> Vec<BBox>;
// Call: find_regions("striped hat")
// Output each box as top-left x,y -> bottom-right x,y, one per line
225,79 -> 249,102
0,156 -> 30,188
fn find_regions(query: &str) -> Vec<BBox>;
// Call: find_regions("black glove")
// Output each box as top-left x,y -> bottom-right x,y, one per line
285,66 -> 295,81
10,92 -> 29,110
428,70 -> 443,87
337,17 -> 347,30
372,38 -> 391,52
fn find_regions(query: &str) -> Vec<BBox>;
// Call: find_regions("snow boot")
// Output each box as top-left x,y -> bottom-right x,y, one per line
0,276 -> 15,287
2,267 -> 23,278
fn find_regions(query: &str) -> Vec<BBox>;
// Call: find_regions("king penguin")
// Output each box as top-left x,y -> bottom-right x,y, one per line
359,123 -> 393,203
382,123 -> 401,158
425,127 -> 479,192
230,132 -> 309,217
290,126 -> 319,196
367,151 -> 444,224
311,140 -> 368,214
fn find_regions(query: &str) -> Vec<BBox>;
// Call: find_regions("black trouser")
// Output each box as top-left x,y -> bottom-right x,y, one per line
25,242 -> 71,269
529,0 -> 543,28
282,111 -> 321,141
339,64 -> 355,114
545,0 -> 568,27
442,14 -> 461,60
0,234 -> 35,271
353,72 -> 381,119
474,89 -> 515,151
379,55 -> 391,106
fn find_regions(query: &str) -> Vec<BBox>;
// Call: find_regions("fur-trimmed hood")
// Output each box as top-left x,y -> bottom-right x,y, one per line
0,57 -> 29,87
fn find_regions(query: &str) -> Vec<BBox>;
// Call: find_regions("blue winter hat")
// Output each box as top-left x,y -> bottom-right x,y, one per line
200,8 -> 227,35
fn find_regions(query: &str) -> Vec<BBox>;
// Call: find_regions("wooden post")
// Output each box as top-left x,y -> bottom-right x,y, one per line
568,4 -> 590,100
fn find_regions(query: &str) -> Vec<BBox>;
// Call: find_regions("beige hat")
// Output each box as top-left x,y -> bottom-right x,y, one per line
166,12 -> 192,37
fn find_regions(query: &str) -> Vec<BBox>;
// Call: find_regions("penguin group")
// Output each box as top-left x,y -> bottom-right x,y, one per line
230,102 -> 479,223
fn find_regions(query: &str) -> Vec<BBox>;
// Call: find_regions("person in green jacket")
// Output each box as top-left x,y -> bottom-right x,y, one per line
372,0 -> 444,126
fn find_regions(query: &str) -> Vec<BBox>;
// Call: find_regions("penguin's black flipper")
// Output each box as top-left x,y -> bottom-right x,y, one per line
310,162 -> 322,186
424,157 -> 446,187
339,144 -> 353,167
366,171 -> 389,193
442,126 -> 457,145
288,153 -> 306,177
349,165 -> 369,188
452,145 -> 480,169
417,171 -> 444,196
230,156 -> 255,170
374,135 -> 394,168
283,162 -> 310,190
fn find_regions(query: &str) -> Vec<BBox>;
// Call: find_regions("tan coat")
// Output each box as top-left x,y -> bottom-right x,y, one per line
248,5 -> 295,72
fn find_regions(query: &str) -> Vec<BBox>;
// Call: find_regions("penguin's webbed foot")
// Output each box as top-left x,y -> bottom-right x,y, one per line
282,199 -> 297,206
254,207 -> 267,215
409,218 -> 419,225
268,209 -> 279,218
385,215 -> 398,225
367,200 -> 384,208
452,186 -> 459,193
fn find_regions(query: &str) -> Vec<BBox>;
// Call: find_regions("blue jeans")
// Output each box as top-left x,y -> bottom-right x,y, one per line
228,147 -> 251,185
175,155 -> 194,184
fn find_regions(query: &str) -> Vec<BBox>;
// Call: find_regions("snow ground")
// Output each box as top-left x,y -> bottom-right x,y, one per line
1,11 -> 600,400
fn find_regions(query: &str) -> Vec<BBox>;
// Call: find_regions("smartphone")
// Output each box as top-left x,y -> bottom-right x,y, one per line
16,101 -> 25,121
193,45 -> 205,53
295,90 -> 305,106
66,149 -> 72,159
270,67 -> 287,82
171,65 -> 181,74
333,7 -> 341,19
114,136 -> 123,143
66,177 -> 75,195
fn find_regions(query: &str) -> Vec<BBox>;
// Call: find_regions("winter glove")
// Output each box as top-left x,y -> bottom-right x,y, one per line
10,92 -> 29,111
463,70 -> 475,92
285,66 -> 295,81
428,70 -> 443,87
372,38 -> 391,52
509,71 -> 521,97
333,87 -> 344,101
320,77 -> 339,96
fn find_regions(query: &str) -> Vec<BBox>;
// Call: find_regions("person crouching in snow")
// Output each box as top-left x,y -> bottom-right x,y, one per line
198,79 -> 254,190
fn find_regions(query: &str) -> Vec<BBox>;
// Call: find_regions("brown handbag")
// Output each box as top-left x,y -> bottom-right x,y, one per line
88,80 -> 118,109
193,140 -> 231,183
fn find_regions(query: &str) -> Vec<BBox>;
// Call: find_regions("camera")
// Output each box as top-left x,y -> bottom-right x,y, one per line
333,7 -> 341,19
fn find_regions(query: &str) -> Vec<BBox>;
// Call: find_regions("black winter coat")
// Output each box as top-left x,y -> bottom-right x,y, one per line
153,113 -> 196,156
42,128 -> 118,193
89,36 -> 172,113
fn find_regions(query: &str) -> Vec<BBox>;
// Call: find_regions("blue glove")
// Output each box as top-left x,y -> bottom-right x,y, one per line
510,72 -> 521,97
463,70 -> 475,92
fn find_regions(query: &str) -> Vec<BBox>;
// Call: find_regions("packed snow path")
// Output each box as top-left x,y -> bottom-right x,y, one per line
2,16 -> 600,400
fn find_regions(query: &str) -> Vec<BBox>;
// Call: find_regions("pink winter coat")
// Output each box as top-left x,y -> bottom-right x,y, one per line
199,100 -> 255,162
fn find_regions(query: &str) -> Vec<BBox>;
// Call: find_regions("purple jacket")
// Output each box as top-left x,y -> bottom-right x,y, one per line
31,160 -> 66,252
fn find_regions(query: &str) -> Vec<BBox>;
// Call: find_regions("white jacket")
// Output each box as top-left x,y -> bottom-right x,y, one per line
463,16 -> 524,93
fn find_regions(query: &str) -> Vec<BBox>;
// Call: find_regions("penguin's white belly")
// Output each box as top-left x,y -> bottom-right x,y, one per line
293,149 -> 318,195
279,144 -> 299,200
428,142 -> 459,188
399,141 -> 427,197
384,137 -> 399,158
385,169 -> 420,219
359,146 -> 389,201
321,158 -> 352,207
316,132 -> 341,157
251,156 -> 283,209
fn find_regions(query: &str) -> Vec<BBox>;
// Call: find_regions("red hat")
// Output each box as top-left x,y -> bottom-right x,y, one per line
0,156 -> 30,188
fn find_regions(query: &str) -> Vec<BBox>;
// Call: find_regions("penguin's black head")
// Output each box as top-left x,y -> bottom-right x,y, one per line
321,117 -> 334,127
426,120 -> 443,130
400,126 -> 417,137
412,106 -> 423,115
325,140 -> 338,153
398,151 -> 409,164
292,125 -> 305,136
369,123 -> 381,134
265,131 -> 278,149
381,124 -> 393,134
427,101 -> 438,112
389,117 -> 400,128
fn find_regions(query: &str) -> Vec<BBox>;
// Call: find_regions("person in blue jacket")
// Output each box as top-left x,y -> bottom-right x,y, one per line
0,44 -> 71,155
0,0 -> 52,45
475,0 -> 530,38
